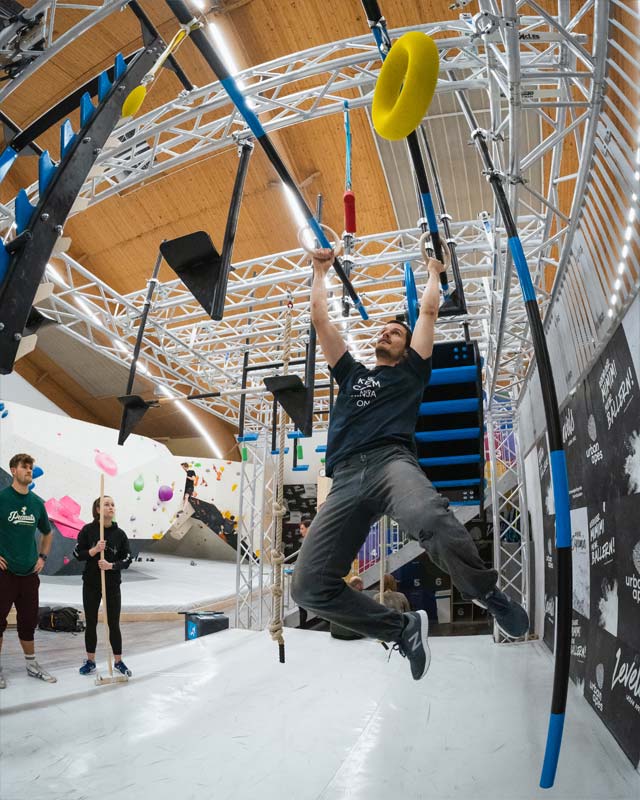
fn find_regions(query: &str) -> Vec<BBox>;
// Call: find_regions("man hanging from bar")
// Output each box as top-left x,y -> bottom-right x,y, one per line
292,247 -> 529,680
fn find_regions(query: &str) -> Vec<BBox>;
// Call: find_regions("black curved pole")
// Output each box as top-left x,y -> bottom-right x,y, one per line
166,0 -> 368,321
451,74 -> 572,789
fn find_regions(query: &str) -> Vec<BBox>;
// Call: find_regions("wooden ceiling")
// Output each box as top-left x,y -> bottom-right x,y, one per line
1,0 -> 590,446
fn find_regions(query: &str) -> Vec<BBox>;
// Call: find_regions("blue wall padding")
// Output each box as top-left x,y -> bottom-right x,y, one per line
415,428 -> 480,443
550,449 -> 572,548
540,712 -> 565,788
419,398 -> 479,416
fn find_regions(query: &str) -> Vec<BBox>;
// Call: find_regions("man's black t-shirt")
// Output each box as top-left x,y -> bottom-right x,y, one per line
325,348 -> 432,477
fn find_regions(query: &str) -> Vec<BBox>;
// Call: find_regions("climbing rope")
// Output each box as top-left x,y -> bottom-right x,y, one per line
269,298 -> 293,663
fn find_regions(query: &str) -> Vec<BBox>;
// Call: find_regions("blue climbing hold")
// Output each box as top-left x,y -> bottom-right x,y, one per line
28,482 -> 35,491
32,465 -> 44,479
2,409 -> 9,419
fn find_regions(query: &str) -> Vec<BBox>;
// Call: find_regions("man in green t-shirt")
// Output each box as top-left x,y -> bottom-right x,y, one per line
0,453 -> 57,688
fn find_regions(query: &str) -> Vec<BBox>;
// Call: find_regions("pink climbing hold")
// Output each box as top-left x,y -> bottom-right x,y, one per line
94,450 -> 118,476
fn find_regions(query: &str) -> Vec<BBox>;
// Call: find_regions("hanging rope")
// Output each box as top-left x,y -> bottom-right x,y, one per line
269,298 -> 293,663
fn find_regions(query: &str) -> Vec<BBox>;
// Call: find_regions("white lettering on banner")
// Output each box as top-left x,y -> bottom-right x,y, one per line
7,508 -> 36,525
538,447 -> 549,479
590,680 -> 604,712
592,538 -> 616,566
599,358 -> 618,402
571,644 -> 587,659
604,367 -> 635,429
585,442 -> 603,464
625,574 -> 640,604
611,648 -> 640,707
562,407 -> 576,446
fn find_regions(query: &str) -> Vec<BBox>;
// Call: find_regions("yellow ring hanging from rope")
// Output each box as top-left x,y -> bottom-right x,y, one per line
372,31 -> 440,141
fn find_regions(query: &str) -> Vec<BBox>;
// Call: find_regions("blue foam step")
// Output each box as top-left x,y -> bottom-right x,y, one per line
419,398 -> 479,416
114,53 -> 126,80
292,465 -> 309,472
80,92 -> 96,128
315,445 -> 327,453
450,500 -> 481,506
270,448 -> 290,455
237,433 -> 259,442
419,454 -> 481,467
15,189 -> 36,234
415,427 -> 480,443
432,478 -> 481,488
0,243 -> 10,284
0,146 -> 18,185
98,70 -> 111,102
429,366 -> 477,386
60,119 -> 76,158
287,431 -> 310,439
38,151 -> 56,195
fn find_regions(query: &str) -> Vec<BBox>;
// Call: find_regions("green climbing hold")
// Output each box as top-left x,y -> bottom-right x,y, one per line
133,475 -> 144,492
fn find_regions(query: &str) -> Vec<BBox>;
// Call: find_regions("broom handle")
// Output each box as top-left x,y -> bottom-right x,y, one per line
99,474 -> 113,677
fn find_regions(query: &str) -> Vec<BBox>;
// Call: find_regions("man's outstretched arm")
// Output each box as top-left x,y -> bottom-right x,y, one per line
310,248 -> 347,368
410,256 -> 447,360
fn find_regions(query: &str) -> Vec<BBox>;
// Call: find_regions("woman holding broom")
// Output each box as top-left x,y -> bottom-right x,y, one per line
74,494 -> 132,677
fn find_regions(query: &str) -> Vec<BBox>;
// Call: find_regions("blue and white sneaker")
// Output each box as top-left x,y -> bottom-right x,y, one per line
79,659 -> 96,675
114,660 -> 132,677
395,610 -> 431,680
473,588 -> 529,638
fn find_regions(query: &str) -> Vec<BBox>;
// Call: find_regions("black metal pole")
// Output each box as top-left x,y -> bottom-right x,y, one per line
451,74 -> 571,789
125,248 -> 163,396
211,140 -> 253,319
165,0 -> 368,321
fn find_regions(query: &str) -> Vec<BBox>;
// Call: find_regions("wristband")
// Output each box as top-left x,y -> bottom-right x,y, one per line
38,553 -> 48,561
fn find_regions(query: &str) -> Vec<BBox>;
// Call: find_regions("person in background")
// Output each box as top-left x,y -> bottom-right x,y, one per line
0,453 -> 56,687
330,576 -> 366,640
181,462 -> 197,510
74,495 -> 132,677
374,573 -> 411,614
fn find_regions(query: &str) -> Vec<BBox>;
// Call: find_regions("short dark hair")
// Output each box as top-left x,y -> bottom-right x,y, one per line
384,319 -> 412,349
9,453 -> 34,470
300,516 -> 312,528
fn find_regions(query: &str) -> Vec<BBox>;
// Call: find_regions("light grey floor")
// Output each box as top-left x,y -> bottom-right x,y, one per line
1,630 -> 639,800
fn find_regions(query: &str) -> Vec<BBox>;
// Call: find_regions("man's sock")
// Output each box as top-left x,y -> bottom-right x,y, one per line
25,654 -> 36,666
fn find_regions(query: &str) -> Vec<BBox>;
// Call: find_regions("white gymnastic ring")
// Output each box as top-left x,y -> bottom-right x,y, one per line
297,223 -> 344,258
419,231 -> 451,269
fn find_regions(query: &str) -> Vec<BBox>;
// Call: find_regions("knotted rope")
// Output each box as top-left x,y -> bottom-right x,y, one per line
269,299 -> 293,663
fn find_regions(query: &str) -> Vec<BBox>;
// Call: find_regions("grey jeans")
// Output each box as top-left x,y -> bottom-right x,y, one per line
291,444 -> 497,642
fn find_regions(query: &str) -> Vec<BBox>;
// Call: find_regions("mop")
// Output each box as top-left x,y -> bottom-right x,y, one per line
95,474 -> 128,686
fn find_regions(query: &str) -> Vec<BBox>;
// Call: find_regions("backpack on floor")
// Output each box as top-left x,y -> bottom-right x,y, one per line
38,606 -> 85,633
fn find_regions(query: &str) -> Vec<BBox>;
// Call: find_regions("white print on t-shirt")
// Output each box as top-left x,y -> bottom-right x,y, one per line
351,375 -> 381,408
8,507 -> 36,525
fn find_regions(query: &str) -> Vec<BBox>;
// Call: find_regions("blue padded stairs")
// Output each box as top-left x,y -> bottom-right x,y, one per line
415,340 -> 485,511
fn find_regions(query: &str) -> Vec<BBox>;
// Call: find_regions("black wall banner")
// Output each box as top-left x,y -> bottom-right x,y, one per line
528,308 -> 640,769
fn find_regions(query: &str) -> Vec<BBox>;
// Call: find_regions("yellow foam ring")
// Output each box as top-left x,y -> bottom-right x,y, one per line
151,533 -> 163,540
122,85 -> 146,118
372,32 -> 440,141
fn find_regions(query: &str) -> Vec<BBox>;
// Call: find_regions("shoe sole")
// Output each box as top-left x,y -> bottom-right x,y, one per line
27,672 -> 57,683
415,610 -> 431,680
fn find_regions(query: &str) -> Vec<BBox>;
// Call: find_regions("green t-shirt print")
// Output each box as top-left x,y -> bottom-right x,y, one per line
0,486 -> 51,576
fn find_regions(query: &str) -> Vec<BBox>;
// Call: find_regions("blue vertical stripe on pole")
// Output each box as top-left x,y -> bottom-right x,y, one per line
550,449 -> 572,548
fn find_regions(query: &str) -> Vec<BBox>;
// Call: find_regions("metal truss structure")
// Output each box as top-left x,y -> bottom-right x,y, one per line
1,2 -> 628,631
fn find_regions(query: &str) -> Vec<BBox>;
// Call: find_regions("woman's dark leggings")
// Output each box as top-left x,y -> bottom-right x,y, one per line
83,581 -> 122,655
